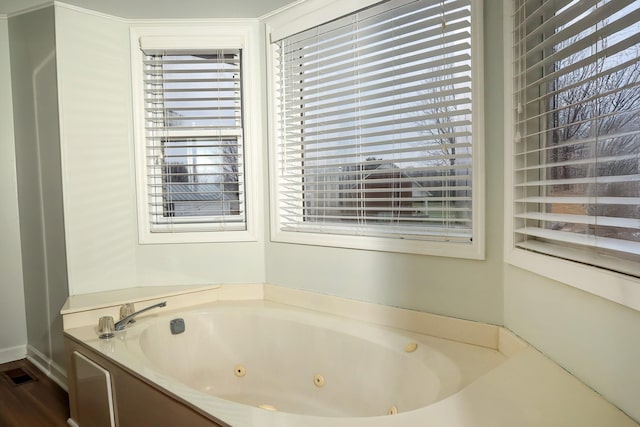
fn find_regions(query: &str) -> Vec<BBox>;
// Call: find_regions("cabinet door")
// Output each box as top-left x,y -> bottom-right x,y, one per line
72,351 -> 116,427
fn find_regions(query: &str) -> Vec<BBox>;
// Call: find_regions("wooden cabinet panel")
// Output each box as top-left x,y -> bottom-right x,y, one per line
111,368 -> 227,427
72,351 -> 116,427
65,337 -> 228,427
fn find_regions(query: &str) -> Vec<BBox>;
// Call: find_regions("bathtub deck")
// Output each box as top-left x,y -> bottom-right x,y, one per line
391,346 -> 638,427
61,286 -> 640,427
232,345 -> 639,427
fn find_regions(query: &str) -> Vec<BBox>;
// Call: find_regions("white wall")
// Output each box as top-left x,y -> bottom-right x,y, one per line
504,266 -> 640,422
0,17 -> 28,364
55,5 -> 267,295
8,5 -> 68,382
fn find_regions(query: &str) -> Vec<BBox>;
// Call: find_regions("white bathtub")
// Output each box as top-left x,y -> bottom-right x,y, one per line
64,287 -> 640,427
118,301 -> 505,424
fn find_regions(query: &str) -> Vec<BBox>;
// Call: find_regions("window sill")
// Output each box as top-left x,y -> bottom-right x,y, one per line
505,247 -> 640,312
271,229 -> 485,259
139,228 -> 257,245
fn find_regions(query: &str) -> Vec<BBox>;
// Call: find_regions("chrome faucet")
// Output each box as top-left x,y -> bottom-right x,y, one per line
114,301 -> 167,331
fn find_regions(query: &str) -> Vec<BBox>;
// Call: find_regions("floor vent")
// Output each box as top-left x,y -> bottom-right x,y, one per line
2,367 -> 36,386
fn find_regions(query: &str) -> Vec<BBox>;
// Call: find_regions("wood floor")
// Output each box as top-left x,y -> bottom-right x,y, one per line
0,359 -> 69,427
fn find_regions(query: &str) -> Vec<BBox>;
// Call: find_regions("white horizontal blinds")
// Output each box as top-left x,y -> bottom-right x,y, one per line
143,49 -> 246,231
274,0 -> 474,242
512,0 -> 640,274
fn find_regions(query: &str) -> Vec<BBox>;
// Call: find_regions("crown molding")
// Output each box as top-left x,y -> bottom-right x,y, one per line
258,0 -> 305,20
52,1 -> 128,23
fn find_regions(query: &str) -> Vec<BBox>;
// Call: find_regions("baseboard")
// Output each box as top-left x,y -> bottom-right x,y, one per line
26,344 -> 68,391
0,344 -> 27,364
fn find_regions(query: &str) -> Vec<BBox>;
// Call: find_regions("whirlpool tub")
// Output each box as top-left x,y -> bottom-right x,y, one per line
65,298 -> 508,427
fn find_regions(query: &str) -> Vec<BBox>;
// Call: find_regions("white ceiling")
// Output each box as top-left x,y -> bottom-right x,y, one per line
0,0 -> 296,18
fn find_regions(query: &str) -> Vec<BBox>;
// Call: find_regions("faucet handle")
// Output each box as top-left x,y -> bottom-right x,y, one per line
119,303 -> 136,322
98,316 -> 115,339
114,301 -> 167,331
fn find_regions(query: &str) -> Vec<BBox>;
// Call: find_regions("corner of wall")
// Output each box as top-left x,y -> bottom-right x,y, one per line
27,344 -> 67,390
0,13 -> 28,362
8,4 -> 69,384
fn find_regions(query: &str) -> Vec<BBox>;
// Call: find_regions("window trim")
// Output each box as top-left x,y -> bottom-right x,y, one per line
265,0 -> 485,259
130,23 -> 261,244
502,0 -> 640,312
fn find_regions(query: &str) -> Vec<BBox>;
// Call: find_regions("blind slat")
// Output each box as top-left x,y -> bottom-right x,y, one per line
281,120 -> 472,146
281,73 -> 472,114
515,227 -> 640,256
285,102 -> 471,134
516,196 -> 640,205
515,174 -> 640,187
515,154 -> 640,172
516,212 -> 640,229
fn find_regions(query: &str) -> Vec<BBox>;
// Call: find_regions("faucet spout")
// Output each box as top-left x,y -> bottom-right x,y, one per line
114,301 -> 167,331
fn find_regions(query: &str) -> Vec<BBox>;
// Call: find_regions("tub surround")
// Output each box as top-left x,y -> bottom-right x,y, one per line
263,285 -> 504,350
62,284 -> 506,351
62,284 -> 638,427
61,284 -> 264,330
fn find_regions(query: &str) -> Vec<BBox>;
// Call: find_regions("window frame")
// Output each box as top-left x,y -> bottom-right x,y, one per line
130,23 -> 261,244
265,0 -> 485,259
502,0 -> 640,311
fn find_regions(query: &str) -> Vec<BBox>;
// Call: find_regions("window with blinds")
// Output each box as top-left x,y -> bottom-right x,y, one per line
142,49 -> 246,233
271,0 -> 480,248
511,0 -> 640,276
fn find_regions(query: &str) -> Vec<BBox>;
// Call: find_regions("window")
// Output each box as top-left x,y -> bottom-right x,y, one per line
510,0 -> 640,277
506,0 -> 640,310
143,50 -> 244,228
267,0 -> 484,258
131,25 -> 259,243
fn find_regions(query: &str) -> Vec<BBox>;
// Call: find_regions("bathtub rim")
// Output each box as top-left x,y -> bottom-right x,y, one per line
61,283 -> 528,357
